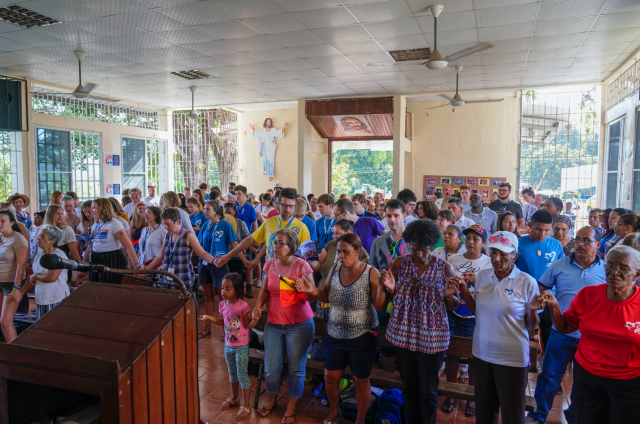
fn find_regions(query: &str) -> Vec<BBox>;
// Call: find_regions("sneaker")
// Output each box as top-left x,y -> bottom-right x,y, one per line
256,280 -> 263,288
525,416 -> 543,424
556,384 -> 564,395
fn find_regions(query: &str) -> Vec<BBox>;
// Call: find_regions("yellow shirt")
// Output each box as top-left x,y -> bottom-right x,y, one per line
253,216 -> 310,260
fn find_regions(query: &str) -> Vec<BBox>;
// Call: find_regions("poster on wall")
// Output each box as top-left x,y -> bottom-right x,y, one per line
466,178 -> 477,186
444,186 -> 451,196
333,115 -> 374,136
426,177 -> 437,185
479,179 -> 489,186
482,189 -> 489,198
452,177 -> 464,185
250,118 -> 288,182
105,183 -> 121,197
491,178 -> 504,186
104,152 -> 120,167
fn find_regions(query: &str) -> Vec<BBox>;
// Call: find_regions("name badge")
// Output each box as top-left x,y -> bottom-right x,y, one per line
167,267 -> 175,274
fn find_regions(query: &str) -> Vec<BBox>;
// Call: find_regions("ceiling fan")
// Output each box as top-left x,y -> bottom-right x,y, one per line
367,5 -> 493,72
186,85 -> 199,120
72,49 -> 97,99
427,66 -> 504,110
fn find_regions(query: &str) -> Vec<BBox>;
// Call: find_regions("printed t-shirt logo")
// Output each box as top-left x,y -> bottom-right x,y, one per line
504,288 -> 522,301
625,322 -> 640,334
94,229 -> 109,239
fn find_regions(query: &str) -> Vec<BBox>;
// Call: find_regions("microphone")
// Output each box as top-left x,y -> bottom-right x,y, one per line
40,254 -> 105,273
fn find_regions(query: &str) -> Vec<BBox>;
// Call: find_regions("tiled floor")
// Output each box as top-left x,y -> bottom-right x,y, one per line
197,286 -> 571,424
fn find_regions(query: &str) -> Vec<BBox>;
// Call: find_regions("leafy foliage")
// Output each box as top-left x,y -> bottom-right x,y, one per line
331,148 -> 393,196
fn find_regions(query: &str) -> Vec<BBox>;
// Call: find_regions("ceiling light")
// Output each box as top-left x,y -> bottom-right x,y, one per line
171,70 -> 212,80
0,5 -> 60,28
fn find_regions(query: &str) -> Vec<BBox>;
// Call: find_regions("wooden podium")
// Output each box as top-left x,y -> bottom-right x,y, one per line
0,282 -> 200,424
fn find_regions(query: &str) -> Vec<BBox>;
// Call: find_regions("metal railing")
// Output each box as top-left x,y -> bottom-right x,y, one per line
606,59 -> 639,111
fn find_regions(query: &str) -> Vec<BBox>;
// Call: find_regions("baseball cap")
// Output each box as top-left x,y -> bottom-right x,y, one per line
486,231 -> 518,253
462,224 -> 488,241
274,183 -> 283,188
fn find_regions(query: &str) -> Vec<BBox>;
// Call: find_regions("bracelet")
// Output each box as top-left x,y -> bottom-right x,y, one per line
12,284 -> 22,291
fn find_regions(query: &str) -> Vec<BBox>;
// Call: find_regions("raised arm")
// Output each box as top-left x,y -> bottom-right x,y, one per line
215,235 -> 258,267
186,232 -> 214,264
457,276 -> 476,316
443,263 -> 461,311
369,267 -> 387,312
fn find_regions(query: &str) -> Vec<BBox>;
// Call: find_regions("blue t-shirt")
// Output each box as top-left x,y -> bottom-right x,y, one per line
515,235 -> 564,281
316,216 -> 336,251
197,220 -> 237,263
538,253 -> 606,338
204,194 -> 210,201
236,202 -> 257,233
301,215 -> 317,242
189,211 -> 207,234
598,232 -> 614,253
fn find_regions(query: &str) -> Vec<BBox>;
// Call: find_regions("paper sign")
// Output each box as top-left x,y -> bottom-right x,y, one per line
104,152 -> 121,167
105,183 -> 121,196
298,240 -> 319,262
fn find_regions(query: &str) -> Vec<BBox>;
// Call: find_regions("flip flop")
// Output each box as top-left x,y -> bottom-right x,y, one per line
441,398 -> 455,414
234,406 -> 251,421
257,405 -> 274,417
465,402 -> 476,417
219,398 -> 239,410
459,372 -> 469,384
198,329 -> 211,339
281,414 -> 295,424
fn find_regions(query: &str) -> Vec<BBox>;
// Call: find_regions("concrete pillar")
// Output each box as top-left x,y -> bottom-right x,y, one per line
392,94 -> 410,196
297,99 -> 312,194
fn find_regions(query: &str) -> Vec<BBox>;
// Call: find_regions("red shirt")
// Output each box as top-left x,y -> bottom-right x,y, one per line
263,258 -> 314,325
266,209 -> 279,219
563,284 -> 640,379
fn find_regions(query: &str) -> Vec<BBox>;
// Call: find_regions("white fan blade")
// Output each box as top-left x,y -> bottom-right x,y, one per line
464,99 -> 504,104
437,94 -> 453,101
427,103 -> 450,110
367,61 -> 425,67
77,83 -> 97,94
444,43 -> 493,62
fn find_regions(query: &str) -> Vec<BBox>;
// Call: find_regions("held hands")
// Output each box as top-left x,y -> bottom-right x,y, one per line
445,277 -> 461,299
529,294 -> 545,312
539,291 -> 558,309
213,254 -> 230,268
252,308 -> 261,320
9,288 -> 22,304
379,270 -> 396,294
295,275 -> 315,294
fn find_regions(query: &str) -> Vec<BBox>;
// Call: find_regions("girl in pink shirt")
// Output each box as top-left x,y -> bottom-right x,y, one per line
198,273 -> 259,421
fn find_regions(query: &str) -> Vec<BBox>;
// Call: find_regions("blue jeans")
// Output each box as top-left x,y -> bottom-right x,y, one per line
528,329 -> 579,423
264,318 -> 315,399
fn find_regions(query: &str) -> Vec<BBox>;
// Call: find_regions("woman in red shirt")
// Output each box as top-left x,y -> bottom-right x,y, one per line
253,229 -> 315,424
541,245 -> 640,424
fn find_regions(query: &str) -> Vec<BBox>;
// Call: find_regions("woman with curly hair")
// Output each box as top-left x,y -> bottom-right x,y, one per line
379,219 -> 461,424
416,200 -> 439,221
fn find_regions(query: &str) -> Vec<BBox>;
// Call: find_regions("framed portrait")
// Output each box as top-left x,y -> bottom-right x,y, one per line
493,189 -> 499,194
472,188 -> 479,194
441,177 -> 451,185
444,186 -> 451,196
482,189 -> 489,198
479,179 -> 489,186
452,177 -> 464,185
426,177 -> 437,185
424,188 -> 434,197
466,178 -> 477,186
333,115 -> 374,136
435,186 -> 443,194
453,189 -> 460,196
491,178 -> 504,187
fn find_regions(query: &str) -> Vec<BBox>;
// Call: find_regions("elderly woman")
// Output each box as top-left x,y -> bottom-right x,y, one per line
432,224 -> 466,260
0,210 -> 28,343
552,215 -> 574,256
612,213 -> 638,247
145,208 -> 215,292
252,229 -> 315,424
456,231 -> 541,424
297,233 -> 386,424
18,225 -> 70,319
379,219 -> 461,424
540,246 -> 640,424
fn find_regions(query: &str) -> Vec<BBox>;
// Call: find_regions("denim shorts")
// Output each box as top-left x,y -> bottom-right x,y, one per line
323,330 -> 378,379
447,310 -> 476,338
0,282 -> 14,296
198,263 -> 230,288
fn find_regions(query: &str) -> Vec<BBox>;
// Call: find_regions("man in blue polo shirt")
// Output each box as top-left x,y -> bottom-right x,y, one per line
234,185 -> 258,232
526,227 -> 605,424
516,209 -> 564,356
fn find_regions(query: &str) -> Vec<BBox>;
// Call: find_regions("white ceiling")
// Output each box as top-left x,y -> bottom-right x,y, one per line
0,0 -> 638,111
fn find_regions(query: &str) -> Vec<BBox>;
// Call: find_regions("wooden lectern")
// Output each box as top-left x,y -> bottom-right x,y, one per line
0,282 -> 200,424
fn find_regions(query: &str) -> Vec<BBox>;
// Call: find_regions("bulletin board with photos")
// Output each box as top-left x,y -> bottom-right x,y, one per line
423,175 -> 507,201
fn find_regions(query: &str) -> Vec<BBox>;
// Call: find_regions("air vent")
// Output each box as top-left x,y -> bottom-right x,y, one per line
0,5 -> 61,29
170,70 -> 212,80
388,48 -> 432,62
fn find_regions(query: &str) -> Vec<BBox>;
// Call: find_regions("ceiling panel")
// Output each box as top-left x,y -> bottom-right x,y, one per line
537,0 -> 606,21
288,44 -> 341,58
348,0 -> 413,23
159,3 -> 234,25
26,0 -> 105,23
363,18 -> 422,39
292,7 -> 358,29
312,25 -> 372,43
479,23 -> 534,41
215,0 -> 285,19
196,21 -> 260,40
267,30 -> 326,47
241,14 -> 307,34
476,3 -> 538,27
377,35 -> 429,51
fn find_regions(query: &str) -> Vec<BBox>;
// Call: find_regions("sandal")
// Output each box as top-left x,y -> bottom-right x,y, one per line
459,372 -> 469,384
198,329 -> 211,339
465,402 -> 476,418
441,398 -> 455,414
257,404 -> 274,417
219,397 -> 239,410
281,414 -> 295,424
234,406 -> 251,421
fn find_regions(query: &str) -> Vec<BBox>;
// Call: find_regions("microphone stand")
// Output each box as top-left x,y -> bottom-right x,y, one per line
99,267 -> 192,299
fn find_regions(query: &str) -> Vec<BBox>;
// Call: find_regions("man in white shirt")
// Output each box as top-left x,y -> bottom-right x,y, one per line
460,184 -> 472,213
307,194 -> 322,220
124,188 -> 148,217
448,197 -> 475,229
183,186 -> 191,199
143,184 -> 159,206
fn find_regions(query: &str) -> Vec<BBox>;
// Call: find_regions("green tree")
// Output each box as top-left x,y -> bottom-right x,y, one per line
332,149 -> 393,196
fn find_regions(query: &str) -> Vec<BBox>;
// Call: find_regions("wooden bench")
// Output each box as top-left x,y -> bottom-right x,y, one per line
248,313 -> 536,412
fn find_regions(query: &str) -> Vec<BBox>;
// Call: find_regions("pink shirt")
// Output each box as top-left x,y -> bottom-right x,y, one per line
264,258 -> 314,325
266,209 -> 279,219
219,298 -> 251,347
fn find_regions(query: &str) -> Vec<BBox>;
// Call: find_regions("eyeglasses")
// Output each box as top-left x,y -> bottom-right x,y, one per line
310,201 -> 317,204
274,240 -> 288,248
573,237 -> 595,245
498,189 -> 509,193
604,263 -> 638,275
281,204 -> 295,210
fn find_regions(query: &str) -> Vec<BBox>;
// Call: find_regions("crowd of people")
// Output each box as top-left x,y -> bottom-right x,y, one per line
0,181 -> 639,424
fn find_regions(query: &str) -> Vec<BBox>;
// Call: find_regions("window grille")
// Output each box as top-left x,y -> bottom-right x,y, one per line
173,109 -> 238,193
122,137 -> 164,196
32,87 -> 164,131
606,59 -> 639,111
0,131 -> 22,201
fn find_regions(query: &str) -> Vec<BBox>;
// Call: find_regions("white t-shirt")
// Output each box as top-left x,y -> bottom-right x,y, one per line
177,208 -> 194,233
455,216 -> 475,230
74,207 -> 82,218
91,219 -> 124,253
116,216 -> 130,232
58,225 -> 76,247
312,210 -> 322,220
381,214 -> 417,230
32,248 -> 70,305
124,200 -> 149,218
138,224 -> 168,264
143,195 -> 159,207
472,266 -> 540,367
435,199 -> 443,208
432,245 -> 466,261
447,253 -> 492,318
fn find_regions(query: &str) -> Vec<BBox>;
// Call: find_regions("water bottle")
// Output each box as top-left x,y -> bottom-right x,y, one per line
313,381 -> 324,398
320,395 -> 329,406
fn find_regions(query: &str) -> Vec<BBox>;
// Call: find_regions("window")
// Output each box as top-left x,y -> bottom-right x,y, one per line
633,111 -> 640,212
605,119 -> 623,208
0,131 -> 22,200
36,127 -> 101,210
122,138 -> 165,196
330,139 -> 393,196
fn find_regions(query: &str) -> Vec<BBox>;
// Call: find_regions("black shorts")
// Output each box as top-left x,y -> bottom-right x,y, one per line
323,330 -> 378,379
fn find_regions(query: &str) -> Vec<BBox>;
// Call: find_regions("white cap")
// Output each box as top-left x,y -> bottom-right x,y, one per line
487,231 -> 519,253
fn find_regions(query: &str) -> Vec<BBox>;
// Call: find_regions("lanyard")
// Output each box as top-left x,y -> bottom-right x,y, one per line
391,238 -> 403,259
499,199 -> 510,213
141,224 -> 158,252
278,217 -> 294,230
324,218 -> 335,235
168,228 -> 183,265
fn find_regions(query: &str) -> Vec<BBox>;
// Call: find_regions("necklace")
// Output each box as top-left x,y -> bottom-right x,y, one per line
532,238 -> 544,256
